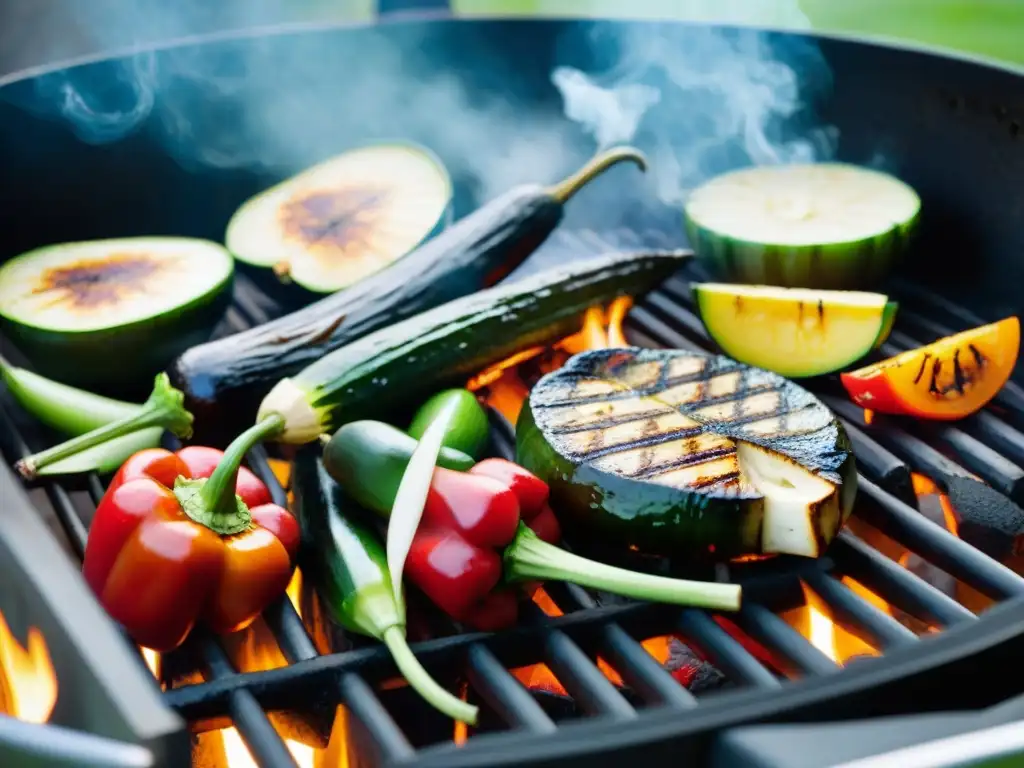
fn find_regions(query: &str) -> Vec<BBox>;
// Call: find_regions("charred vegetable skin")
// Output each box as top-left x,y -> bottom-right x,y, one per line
259,249 -> 691,443
517,348 -> 857,561
171,147 -> 647,441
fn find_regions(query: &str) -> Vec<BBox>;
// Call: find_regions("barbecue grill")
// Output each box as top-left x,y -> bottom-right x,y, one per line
1,7 -> 1023,768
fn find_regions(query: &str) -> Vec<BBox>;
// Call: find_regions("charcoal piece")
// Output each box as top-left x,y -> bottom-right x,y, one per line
664,638 -> 729,693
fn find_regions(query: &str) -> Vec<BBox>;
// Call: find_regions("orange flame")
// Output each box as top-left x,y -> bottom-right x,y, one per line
0,609 -> 57,723
468,298 -> 632,424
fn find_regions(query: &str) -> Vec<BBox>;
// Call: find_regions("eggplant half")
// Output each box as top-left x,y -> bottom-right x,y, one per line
516,347 -> 857,561
226,142 -> 452,294
0,237 -> 232,394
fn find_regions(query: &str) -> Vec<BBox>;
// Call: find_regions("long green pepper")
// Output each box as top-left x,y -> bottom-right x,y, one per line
290,444 -> 478,725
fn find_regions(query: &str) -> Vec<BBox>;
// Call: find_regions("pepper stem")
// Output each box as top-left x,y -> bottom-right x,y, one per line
173,415 -> 285,536
15,373 -> 193,480
504,524 -> 742,612
382,626 -> 479,725
545,146 -> 648,204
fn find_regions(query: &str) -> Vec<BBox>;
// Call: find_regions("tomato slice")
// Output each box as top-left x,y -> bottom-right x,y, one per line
840,316 -> 1020,420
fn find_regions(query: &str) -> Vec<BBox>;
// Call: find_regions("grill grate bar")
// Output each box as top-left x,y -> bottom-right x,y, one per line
338,674 -> 418,765
963,411 -> 1024,470
857,478 -> 1024,599
466,644 -> 558,733
534,613 -> 638,719
677,610 -> 781,688
831,418 -> 916,505
0,405 -> 89,553
558,583 -> 698,709
489,419 -> 698,710
926,424 -> 1024,504
802,571 -> 918,650
831,532 -> 976,628
735,604 -> 839,676
199,639 -> 301,768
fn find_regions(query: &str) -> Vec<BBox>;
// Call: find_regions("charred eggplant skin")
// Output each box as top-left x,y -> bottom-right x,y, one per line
171,189 -> 559,442
172,146 -> 649,444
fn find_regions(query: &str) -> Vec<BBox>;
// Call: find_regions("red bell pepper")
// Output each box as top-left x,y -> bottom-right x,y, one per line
82,416 -> 299,651
400,458 -> 741,631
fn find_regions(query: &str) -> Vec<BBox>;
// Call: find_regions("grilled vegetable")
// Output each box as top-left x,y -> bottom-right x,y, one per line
693,283 -> 897,377
257,249 -> 691,444
329,452 -> 741,630
81,420 -> 298,651
171,147 -> 648,441
290,444 -> 479,724
322,420 -> 475,512
516,347 -> 857,560
841,316 -> 1020,420
3,368 -> 192,481
684,164 -> 920,290
0,237 -> 232,394
408,389 -> 489,459
226,143 -> 453,293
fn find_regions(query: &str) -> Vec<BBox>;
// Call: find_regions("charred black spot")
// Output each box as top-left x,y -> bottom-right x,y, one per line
816,299 -> 825,324
913,352 -> 932,384
280,187 -> 388,252
968,343 -> 987,369
928,358 -> 943,395
952,349 -> 967,395
31,254 -> 170,309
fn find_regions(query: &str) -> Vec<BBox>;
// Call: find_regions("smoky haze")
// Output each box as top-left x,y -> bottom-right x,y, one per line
3,1 -> 838,227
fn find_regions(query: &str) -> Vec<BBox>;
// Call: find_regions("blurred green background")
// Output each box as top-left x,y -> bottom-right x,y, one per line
443,1 -> 1024,68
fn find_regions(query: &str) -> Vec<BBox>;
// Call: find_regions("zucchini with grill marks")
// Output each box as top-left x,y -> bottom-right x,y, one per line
516,347 -> 856,560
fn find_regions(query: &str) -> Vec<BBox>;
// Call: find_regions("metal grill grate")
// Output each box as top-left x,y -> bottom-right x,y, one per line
2,231 -> 1024,768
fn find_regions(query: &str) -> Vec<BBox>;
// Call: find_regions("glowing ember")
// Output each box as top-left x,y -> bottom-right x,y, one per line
798,582 -> 879,663
140,647 -> 162,684
0,609 -> 57,723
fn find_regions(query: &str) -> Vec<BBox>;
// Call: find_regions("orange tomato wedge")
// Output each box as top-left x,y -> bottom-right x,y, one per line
840,316 -> 1020,420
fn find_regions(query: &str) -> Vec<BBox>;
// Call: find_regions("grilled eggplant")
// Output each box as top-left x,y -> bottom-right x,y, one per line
516,347 -> 857,561
172,146 -> 647,443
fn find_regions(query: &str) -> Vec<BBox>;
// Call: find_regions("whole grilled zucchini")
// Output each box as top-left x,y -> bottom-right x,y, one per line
258,249 -> 691,443
170,147 -> 646,442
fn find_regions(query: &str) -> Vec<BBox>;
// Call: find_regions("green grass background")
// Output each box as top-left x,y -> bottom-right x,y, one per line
441,0 -> 1024,67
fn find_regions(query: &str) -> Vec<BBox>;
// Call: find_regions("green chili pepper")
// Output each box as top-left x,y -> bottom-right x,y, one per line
291,444 -> 478,725
321,420 -> 475,513
1,359 -> 193,479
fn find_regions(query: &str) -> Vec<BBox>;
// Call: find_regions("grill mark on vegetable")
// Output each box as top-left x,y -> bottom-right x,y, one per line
913,352 -> 932,384
546,382 -> 781,434
952,349 -> 967,394
816,299 -> 825,324
563,403 -> 823,462
630,447 -> 737,480
969,344 -> 986,369
928,358 -> 943,395
535,361 -> 746,409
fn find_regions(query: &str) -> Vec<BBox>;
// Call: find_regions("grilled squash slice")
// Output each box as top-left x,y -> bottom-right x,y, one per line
516,347 -> 856,560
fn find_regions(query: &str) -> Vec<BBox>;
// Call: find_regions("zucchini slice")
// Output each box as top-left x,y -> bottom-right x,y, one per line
0,237 -> 232,393
516,347 -> 856,561
693,282 -> 898,378
684,163 -> 920,290
226,142 -> 452,294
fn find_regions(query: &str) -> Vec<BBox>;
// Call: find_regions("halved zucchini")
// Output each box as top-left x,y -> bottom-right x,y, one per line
515,347 -> 856,561
684,163 -> 920,290
226,142 -> 452,294
693,282 -> 898,378
0,237 -> 233,393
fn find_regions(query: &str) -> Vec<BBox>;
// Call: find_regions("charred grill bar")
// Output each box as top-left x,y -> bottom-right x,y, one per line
2,232 -> 1024,766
